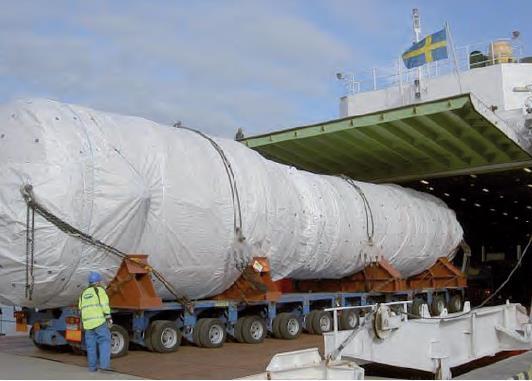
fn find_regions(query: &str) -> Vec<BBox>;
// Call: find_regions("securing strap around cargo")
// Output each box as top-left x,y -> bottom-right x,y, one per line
181,127 -> 248,271
20,184 -> 192,309
340,175 -> 375,243
24,201 -> 35,300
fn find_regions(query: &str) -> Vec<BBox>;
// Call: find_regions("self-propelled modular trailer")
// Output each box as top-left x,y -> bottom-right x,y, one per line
19,253 -> 467,358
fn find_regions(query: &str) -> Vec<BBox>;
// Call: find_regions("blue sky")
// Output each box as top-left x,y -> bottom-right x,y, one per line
1,1 -> 530,137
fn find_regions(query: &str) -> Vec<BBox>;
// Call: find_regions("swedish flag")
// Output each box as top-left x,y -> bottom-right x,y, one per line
402,28 -> 448,69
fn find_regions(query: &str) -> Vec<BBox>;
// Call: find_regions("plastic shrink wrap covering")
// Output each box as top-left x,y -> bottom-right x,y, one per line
0,99 -> 463,308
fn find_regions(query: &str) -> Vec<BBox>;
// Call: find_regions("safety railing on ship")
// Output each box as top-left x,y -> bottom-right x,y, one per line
338,38 -> 525,96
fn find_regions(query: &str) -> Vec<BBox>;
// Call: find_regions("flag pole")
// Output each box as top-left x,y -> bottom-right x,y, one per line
445,21 -> 463,93
412,9 -> 422,99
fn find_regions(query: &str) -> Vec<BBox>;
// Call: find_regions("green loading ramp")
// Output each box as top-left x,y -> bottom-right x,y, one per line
240,94 -> 532,183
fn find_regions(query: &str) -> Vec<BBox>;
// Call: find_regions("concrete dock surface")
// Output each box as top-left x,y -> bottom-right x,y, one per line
0,351 -> 142,380
1,335 -> 530,379
0,334 -> 325,379
456,350 -> 532,380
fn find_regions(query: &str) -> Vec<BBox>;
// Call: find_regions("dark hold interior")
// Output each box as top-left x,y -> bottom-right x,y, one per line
402,168 -> 532,307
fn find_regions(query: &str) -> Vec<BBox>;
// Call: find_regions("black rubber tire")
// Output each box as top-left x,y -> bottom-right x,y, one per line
198,318 -> 226,348
431,295 -> 447,316
304,311 -> 317,334
233,317 -> 246,343
144,322 -> 155,351
70,344 -> 84,355
110,324 -> 129,358
311,310 -> 333,334
193,318 -> 208,347
277,313 -> 302,340
30,327 -> 50,351
410,298 -> 426,318
448,294 -> 463,313
149,320 -> 181,353
272,314 -> 282,338
241,316 -> 266,344
339,310 -> 360,331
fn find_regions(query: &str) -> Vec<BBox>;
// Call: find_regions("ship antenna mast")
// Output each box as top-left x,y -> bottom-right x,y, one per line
412,8 -> 421,43
412,8 -> 422,99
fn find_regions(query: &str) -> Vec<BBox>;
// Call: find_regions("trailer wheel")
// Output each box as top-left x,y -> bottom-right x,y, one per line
448,294 -> 463,313
233,317 -> 246,343
304,311 -> 317,334
198,318 -> 226,348
311,310 -> 332,334
272,314 -> 281,338
148,320 -> 181,353
431,295 -> 447,316
410,298 -> 427,318
276,313 -> 301,340
241,316 -> 266,344
70,344 -> 84,356
192,318 -> 207,346
30,327 -> 49,351
144,322 -> 155,351
110,324 -> 129,358
339,310 -> 359,331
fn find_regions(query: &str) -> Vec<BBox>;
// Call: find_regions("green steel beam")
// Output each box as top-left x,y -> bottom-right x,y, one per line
328,130 -> 394,170
384,120 -> 451,167
356,126 -> 421,167
414,114 -> 489,163
239,94 -> 532,182
264,143 -> 332,173
445,110 -> 514,161
459,110 -> 521,159
372,159 -> 532,183
344,128 -> 411,170
393,117 -> 473,165
307,135 -> 375,173
242,95 -> 470,148
288,139 -> 349,174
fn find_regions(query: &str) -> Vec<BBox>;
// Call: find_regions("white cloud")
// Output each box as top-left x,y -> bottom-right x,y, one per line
0,1 -> 359,137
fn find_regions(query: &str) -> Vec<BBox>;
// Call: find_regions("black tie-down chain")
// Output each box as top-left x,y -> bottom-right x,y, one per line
25,198 -> 35,300
20,184 -> 192,311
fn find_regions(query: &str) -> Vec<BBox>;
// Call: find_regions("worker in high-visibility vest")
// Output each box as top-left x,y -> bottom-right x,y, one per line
78,271 -> 112,372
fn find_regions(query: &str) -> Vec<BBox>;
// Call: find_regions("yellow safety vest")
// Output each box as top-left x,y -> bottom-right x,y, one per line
78,286 -> 111,330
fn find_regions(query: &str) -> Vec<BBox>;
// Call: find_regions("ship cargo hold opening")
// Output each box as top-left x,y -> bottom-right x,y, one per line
403,169 -> 531,307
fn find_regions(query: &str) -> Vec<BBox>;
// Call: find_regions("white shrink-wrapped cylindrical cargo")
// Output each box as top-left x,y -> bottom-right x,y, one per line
0,99 -> 464,308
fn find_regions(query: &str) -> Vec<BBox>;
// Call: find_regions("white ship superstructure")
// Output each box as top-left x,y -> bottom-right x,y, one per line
339,38 -> 532,154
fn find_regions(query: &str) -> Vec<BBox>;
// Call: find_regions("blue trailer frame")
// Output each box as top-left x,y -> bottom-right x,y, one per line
24,286 -> 465,357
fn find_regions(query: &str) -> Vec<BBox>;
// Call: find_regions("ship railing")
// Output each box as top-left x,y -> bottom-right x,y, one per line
339,38 -> 525,96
